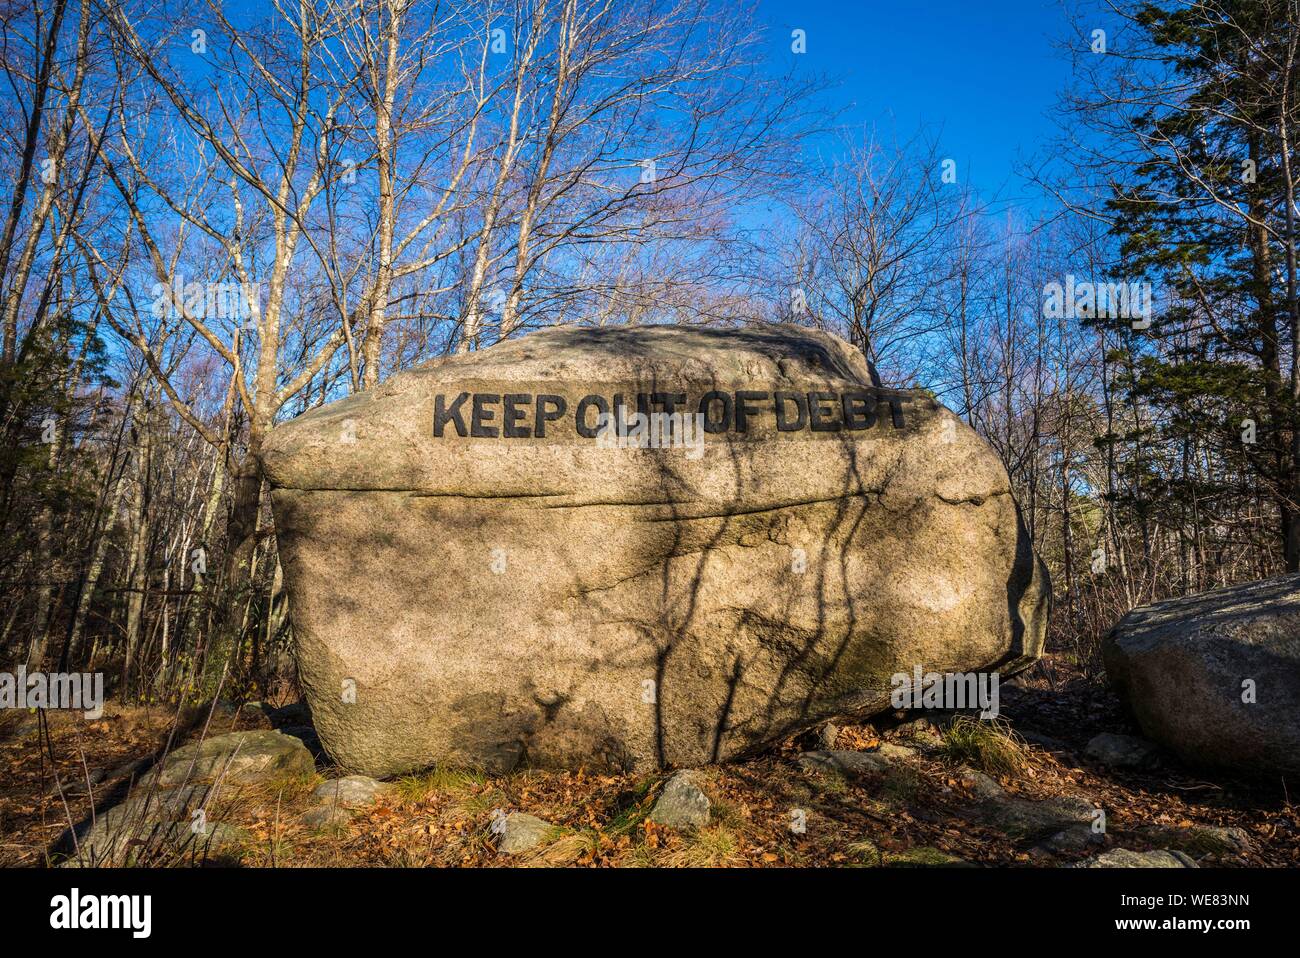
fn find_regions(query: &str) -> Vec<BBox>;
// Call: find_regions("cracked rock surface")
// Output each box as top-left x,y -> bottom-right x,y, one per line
263,324 -> 1050,777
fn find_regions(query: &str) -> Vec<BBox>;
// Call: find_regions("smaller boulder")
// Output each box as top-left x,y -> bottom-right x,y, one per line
1103,574 -> 1300,777
649,771 -> 711,829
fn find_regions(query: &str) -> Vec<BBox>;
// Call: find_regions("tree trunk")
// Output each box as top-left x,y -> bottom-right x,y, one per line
121,399 -> 152,696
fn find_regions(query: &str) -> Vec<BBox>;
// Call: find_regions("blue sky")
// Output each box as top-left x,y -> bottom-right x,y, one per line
759,0 -> 1076,208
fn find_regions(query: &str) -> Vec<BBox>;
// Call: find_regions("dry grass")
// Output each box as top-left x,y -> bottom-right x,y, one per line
939,716 -> 1032,778
518,829 -> 599,867
657,824 -> 743,867
394,765 -> 486,804
7,668 -> 1300,869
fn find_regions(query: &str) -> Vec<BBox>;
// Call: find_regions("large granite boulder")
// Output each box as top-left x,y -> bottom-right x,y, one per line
1104,574 -> 1300,778
262,324 -> 1048,777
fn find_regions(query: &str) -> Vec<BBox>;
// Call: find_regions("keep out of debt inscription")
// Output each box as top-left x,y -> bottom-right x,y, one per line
432,388 -> 910,441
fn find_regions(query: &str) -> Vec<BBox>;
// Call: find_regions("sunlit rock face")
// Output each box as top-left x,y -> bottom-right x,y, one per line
263,324 -> 1048,777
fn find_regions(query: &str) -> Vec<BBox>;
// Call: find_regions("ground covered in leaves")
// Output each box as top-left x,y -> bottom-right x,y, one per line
2,655 -> 1297,868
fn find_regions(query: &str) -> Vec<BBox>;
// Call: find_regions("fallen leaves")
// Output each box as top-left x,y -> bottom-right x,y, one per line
7,676 -> 1299,869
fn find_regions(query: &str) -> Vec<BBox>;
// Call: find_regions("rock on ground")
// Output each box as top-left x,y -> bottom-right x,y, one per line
954,766 -> 1006,801
64,783 -> 237,866
148,730 -> 315,787
1104,574 -> 1300,777
63,730 -> 314,865
497,813 -> 559,855
969,790 -> 1098,841
1076,848 -> 1199,868
649,771 -> 712,829
1130,823 -> 1252,858
807,748 -> 1102,846
263,323 -> 1050,777
311,775 -> 391,808
1084,732 -> 1161,770
301,775 -> 392,827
